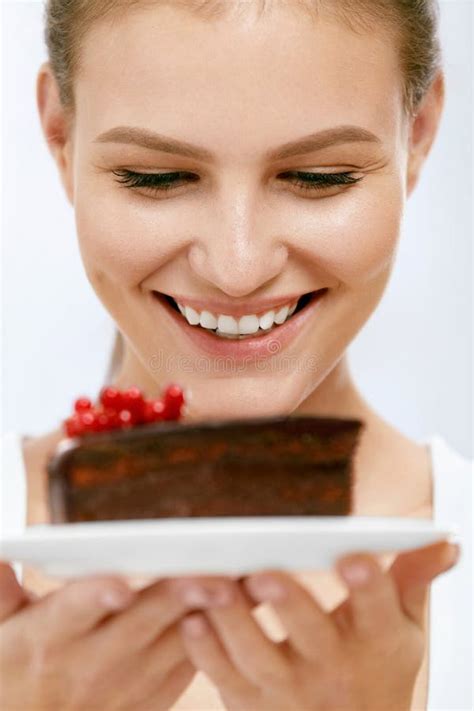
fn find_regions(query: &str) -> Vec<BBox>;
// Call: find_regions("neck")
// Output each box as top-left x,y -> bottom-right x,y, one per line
294,356 -> 374,421
293,358 -> 431,516
113,344 -> 166,397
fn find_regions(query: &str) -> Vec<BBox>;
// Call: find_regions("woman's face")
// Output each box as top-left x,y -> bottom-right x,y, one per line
67,1 -> 409,419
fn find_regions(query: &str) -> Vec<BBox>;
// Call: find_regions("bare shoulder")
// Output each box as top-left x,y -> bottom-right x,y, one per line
22,428 -> 64,525
22,428 -> 64,484
353,412 -> 433,517
19,429 -> 66,594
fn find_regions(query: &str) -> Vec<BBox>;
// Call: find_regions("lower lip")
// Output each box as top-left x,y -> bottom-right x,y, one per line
151,289 -> 328,360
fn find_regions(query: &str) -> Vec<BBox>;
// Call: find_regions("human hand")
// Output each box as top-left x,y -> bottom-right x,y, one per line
177,540 -> 460,711
0,561 -> 210,710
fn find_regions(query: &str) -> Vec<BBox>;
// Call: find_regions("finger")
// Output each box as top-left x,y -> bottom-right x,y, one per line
105,625 -> 192,707
171,573 -> 258,612
0,562 -> 29,622
181,612 -> 252,698
389,541 -> 460,625
144,660 -> 195,711
20,574 -> 135,648
329,595 -> 352,634
243,569 -> 340,663
233,575 -> 262,610
175,577 -> 289,687
336,552 -> 404,641
88,576 -> 226,660
135,624 -> 188,684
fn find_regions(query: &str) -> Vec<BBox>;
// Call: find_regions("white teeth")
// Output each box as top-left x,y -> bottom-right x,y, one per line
217,314 -> 239,335
288,301 -> 298,316
174,296 -> 302,337
199,310 -> 218,329
274,305 -> 289,324
238,315 -> 260,334
259,310 -> 275,330
184,305 -> 200,325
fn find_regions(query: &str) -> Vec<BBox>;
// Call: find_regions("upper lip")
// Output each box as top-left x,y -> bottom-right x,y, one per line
154,290 -> 320,318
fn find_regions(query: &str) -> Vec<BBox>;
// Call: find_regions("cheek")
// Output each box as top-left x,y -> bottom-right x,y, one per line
296,179 -> 403,285
74,185 -> 182,287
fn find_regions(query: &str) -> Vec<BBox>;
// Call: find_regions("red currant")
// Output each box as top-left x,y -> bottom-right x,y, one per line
163,384 -> 184,420
74,397 -> 92,413
143,399 -> 166,422
99,386 -> 123,411
103,408 -> 120,429
65,382 -> 186,437
121,386 -> 146,421
118,409 -> 133,428
64,414 -> 82,437
78,410 -> 96,433
143,401 -> 155,423
87,407 -> 113,432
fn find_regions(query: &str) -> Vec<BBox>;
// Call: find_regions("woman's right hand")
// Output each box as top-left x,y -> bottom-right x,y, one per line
0,561 -> 202,710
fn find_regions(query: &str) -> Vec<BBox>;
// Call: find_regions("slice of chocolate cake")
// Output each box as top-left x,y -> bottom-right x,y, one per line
46,415 -> 364,523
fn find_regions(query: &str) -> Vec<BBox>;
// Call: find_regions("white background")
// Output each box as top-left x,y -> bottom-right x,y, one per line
1,0 -> 472,456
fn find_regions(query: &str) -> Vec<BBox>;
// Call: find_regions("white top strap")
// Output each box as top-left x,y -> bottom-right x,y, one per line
1,431 -> 28,582
425,435 -> 473,710
1,431 -> 27,536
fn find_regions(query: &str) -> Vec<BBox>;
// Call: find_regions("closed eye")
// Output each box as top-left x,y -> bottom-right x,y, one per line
278,170 -> 362,191
112,169 -> 363,196
112,170 -> 199,192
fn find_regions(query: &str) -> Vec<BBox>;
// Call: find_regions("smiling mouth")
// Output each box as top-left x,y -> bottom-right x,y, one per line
152,289 -> 326,340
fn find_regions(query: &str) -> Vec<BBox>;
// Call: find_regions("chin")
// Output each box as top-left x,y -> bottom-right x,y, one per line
181,374 -> 306,422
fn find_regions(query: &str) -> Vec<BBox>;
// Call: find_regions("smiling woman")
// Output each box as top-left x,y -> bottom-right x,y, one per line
0,0 -> 472,710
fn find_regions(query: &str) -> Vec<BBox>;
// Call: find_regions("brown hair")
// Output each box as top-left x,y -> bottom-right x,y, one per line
42,0 -> 443,382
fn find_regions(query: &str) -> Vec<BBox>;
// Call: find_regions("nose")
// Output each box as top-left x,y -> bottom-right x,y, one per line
187,194 -> 288,298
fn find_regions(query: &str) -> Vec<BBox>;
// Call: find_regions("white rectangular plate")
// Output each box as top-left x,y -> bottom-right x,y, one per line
0,517 -> 458,578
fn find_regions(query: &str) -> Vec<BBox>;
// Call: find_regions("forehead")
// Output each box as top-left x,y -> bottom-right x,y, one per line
75,2 -> 404,154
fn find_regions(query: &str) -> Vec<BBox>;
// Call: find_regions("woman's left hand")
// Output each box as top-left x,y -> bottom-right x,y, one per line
175,540 -> 460,711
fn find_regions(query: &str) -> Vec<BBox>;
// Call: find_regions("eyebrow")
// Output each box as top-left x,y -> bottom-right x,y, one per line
93,124 -> 381,162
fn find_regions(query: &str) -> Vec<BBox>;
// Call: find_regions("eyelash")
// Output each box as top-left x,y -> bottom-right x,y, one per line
112,169 -> 362,195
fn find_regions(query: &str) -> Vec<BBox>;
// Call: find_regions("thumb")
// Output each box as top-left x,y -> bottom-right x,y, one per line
389,540 -> 460,625
0,561 -> 29,622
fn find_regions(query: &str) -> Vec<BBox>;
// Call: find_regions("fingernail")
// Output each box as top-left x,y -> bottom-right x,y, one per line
182,613 -> 209,639
447,543 -> 461,567
100,587 -> 133,610
180,584 -> 235,607
245,575 -> 287,602
339,560 -> 372,587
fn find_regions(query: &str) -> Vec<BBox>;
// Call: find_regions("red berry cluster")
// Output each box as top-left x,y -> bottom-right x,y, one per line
63,384 -> 185,437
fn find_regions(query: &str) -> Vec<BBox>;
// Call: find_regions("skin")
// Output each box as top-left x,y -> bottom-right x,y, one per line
1,2 -> 452,710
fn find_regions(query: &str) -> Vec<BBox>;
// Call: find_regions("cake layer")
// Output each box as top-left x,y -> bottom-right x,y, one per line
47,415 -> 364,522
